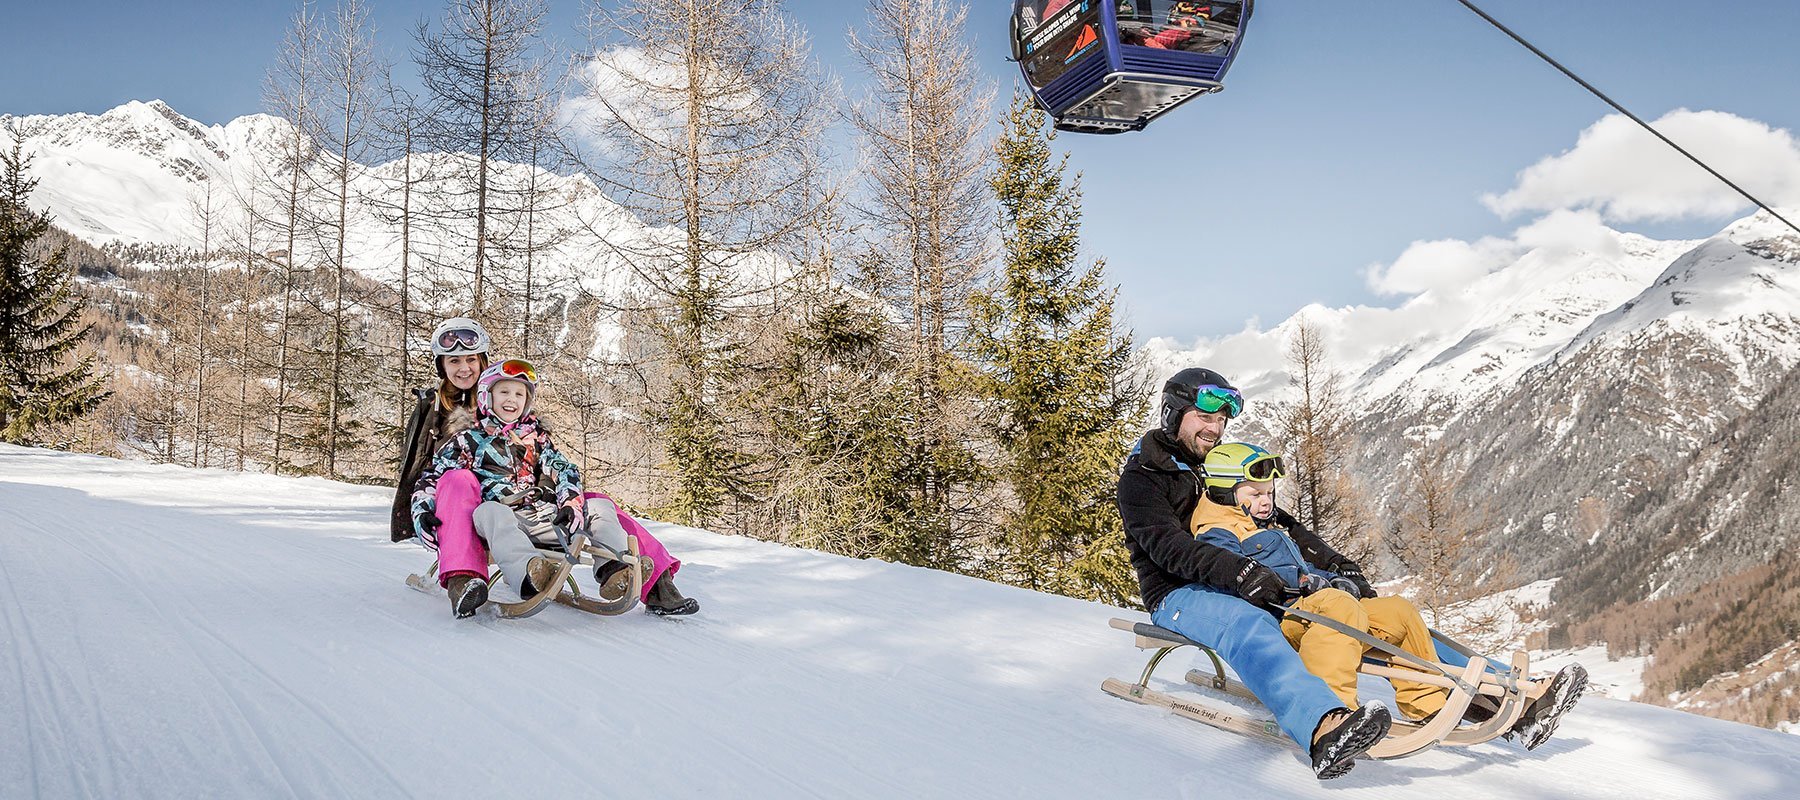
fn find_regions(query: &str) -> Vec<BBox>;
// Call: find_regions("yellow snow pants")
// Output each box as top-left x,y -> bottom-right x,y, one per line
1280,588 -> 1449,719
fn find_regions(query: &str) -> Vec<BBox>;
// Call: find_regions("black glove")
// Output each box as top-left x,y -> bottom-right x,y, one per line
418,510 -> 442,537
555,504 -> 585,533
1331,561 -> 1377,598
1234,560 -> 1288,608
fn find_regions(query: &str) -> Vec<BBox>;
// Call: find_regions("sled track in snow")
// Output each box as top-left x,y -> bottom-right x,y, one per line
3,446 -> 1799,799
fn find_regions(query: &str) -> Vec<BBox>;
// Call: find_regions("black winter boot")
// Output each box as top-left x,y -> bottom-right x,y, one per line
645,573 -> 699,616
1309,702 -> 1391,780
446,575 -> 488,619
1509,663 -> 1589,750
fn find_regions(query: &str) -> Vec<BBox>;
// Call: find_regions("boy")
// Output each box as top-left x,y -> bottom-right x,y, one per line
1196,442 -> 1588,748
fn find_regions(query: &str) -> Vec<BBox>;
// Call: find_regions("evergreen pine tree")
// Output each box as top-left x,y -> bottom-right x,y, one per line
970,95 -> 1143,604
0,139 -> 110,444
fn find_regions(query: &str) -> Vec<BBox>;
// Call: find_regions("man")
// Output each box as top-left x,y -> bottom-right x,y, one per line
1117,367 -> 1388,779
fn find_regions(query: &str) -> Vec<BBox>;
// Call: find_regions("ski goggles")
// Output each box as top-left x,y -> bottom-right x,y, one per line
436,327 -> 484,353
495,359 -> 538,383
1240,452 -> 1287,482
1193,384 -> 1244,418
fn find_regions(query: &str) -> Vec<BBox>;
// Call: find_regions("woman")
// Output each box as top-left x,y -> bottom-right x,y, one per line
393,317 -> 699,617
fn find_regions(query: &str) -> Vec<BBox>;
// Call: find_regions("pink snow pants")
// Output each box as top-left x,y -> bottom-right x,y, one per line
585,490 -> 681,603
432,470 -> 489,585
432,470 -> 680,601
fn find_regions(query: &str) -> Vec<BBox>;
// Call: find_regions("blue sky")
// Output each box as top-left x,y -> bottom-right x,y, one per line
5,1 -> 1800,342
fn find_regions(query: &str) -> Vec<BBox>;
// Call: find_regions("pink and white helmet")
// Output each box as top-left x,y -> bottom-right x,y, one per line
476,359 -> 539,419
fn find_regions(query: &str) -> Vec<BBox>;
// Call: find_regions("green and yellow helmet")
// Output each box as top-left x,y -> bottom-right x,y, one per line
1202,443 -> 1288,493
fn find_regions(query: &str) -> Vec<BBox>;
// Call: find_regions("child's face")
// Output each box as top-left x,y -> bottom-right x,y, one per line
490,380 -> 530,423
1234,480 -> 1276,519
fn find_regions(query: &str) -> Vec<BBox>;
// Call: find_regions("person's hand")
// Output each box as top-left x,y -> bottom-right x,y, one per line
1298,573 -> 1333,596
418,510 -> 442,536
1234,560 -> 1287,608
555,502 -> 586,533
1331,561 -> 1377,598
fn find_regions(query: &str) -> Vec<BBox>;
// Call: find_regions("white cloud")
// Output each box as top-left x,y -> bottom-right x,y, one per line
1512,208 -> 1622,256
561,46 -> 767,158
1363,235 -> 1521,296
1483,109 -> 1800,223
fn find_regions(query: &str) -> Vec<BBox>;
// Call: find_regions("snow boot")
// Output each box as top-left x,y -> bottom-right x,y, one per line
446,574 -> 488,619
1309,702 -> 1391,780
1508,663 -> 1589,750
523,556 -> 566,599
645,573 -> 699,616
594,559 -> 633,602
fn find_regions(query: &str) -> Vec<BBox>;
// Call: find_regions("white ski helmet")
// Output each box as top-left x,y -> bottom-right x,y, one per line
430,317 -> 492,357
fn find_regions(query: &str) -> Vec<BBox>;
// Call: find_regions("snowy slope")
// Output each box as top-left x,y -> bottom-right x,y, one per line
3,444 -> 1796,800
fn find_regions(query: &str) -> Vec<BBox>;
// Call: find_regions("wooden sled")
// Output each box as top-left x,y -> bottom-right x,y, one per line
405,498 -> 650,619
1101,611 -> 1531,759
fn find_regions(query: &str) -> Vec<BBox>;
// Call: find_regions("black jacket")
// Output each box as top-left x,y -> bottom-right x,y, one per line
1117,429 -> 1352,612
391,387 -> 444,542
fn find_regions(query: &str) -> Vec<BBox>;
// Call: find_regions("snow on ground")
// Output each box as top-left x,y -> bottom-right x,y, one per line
4,444 -> 1799,799
1539,645 -> 1651,702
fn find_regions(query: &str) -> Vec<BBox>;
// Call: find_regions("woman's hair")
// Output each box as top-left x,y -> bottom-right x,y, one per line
436,353 -> 489,412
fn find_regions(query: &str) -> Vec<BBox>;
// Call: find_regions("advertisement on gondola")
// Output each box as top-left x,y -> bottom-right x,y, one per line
1018,1 -> 1107,90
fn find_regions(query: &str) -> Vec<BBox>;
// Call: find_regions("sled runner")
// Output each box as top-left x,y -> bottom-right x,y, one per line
1101,608 -> 1531,759
405,495 -> 650,619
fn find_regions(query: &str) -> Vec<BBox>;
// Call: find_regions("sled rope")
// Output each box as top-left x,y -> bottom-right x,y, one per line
1454,0 -> 1800,239
1280,605 -> 1481,696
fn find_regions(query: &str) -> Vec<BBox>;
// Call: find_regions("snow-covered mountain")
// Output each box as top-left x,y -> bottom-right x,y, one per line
1145,205 -> 1800,554
0,101 -> 286,246
0,100 -> 786,355
1137,212 -> 1785,421
3,443 -> 1797,799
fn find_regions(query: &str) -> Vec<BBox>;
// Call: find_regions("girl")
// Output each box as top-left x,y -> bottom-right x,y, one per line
394,318 -> 697,618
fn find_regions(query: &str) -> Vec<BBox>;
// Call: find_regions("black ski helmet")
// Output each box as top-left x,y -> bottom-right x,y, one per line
1159,367 -> 1238,438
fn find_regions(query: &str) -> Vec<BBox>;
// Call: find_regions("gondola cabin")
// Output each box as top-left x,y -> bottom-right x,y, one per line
1011,0 -> 1253,134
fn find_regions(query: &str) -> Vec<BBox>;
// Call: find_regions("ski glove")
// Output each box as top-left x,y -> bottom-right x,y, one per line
555,504 -> 586,534
1330,561 -> 1377,598
1234,560 -> 1287,608
419,510 -> 442,537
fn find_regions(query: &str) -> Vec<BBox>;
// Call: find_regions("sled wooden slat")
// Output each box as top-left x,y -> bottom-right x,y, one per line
1366,655 -> 1488,758
1358,663 -> 1509,696
1183,669 -> 1262,704
1435,651 -> 1531,748
1109,617 -> 1205,651
1102,678 -> 1292,750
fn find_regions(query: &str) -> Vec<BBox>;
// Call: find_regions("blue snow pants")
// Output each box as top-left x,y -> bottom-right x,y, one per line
1152,584 -> 1347,749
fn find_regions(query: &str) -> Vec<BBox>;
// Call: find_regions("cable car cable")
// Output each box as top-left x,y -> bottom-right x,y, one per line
1454,0 -> 1800,238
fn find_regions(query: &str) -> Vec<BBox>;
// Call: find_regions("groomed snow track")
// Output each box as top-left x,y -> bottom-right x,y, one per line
2,445 -> 1796,799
